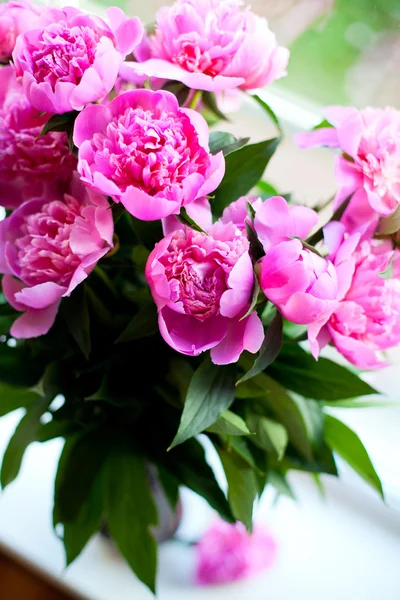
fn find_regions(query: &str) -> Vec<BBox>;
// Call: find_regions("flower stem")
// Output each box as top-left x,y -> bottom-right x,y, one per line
188,89 -> 203,110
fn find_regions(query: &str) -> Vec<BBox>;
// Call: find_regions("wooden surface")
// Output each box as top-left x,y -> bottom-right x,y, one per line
0,549 -> 76,600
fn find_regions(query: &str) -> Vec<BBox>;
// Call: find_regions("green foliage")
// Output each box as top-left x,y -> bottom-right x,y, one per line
212,138 -> 280,215
324,414 -> 384,497
269,344 -> 377,401
209,131 -> 250,156
170,357 -> 236,449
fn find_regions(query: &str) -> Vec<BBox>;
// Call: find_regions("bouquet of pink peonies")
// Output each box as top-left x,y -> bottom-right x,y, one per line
0,0 -> 397,592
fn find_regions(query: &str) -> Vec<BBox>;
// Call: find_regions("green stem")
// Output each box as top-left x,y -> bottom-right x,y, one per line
188,89 -> 203,110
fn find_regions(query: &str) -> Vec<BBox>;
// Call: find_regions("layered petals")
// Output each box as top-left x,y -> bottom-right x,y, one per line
145,223 -> 262,364
74,89 -> 224,221
127,0 -> 289,92
0,180 -> 113,338
12,5 -> 143,113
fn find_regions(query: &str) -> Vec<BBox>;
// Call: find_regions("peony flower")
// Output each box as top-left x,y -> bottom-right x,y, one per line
12,5 -> 143,114
145,222 -> 263,365
120,0 -> 289,93
74,89 -> 225,221
0,177 -> 113,339
254,196 -> 339,324
0,0 -> 41,62
0,67 -> 76,209
195,520 -> 277,585
308,222 -> 400,369
296,106 -> 400,232
220,196 -> 263,231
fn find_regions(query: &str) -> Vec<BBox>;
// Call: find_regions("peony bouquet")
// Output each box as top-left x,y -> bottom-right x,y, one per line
0,0 -> 397,592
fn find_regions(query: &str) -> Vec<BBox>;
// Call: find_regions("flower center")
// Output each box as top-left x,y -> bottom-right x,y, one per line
91,107 -> 210,196
31,23 -> 110,88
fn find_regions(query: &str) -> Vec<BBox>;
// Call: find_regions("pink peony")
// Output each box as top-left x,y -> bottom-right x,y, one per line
254,196 -> 339,324
145,222 -> 263,364
120,0 -> 289,92
0,67 -> 76,209
220,196 -> 263,231
0,177 -> 113,339
0,0 -> 41,62
308,222 -> 400,369
12,5 -> 143,114
74,89 -> 225,221
296,106 -> 400,232
195,520 -> 277,585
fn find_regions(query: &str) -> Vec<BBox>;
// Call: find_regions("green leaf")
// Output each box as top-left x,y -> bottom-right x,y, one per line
237,311 -> 282,385
0,343 -> 46,387
240,359 -> 313,460
37,419 -> 77,443
291,396 -> 324,450
324,399 -> 399,409
245,221 -> 265,263
103,451 -> 158,593
62,471 -> 104,566
226,436 -> 258,470
218,447 -> 258,532
268,471 -> 296,500
1,396 -> 49,488
54,431 -> 108,523
286,442 -> 338,476
169,357 -> 236,449
39,111 -> 78,136
247,413 -> 288,460
61,286 -> 91,360
202,91 -> 228,122
175,206 -> 208,234
207,410 -> 251,436
213,138 -> 280,215
209,131 -> 249,156
312,118 -> 333,131
269,344 -> 377,401
166,438 -> 234,523
324,414 -> 383,497
115,304 -> 158,343
132,245 -> 150,272
248,93 -> 283,137
0,382 -> 42,417
255,180 -> 279,200
379,255 -> 394,279
378,205 -> 400,235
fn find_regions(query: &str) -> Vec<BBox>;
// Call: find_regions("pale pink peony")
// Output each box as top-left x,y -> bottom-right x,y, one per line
121,0 -> 289,93
220,196 -> 263,231
0,177 -> 113,339
74,89 -> 225,221
308,222 -> 400,369
296,106 -> 400,232
195,520 -> 277,585
254,196 -> 339,324
145,222 -> 263,364
0,67 -> 76,209
12,5 -> 143,114
0,0 -> 41,62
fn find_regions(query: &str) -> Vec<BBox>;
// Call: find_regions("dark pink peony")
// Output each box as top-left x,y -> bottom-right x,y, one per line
74,89 -> 224,221
145,222 -> 263,364
0,67 -> 76,209
12,5 -> 143,113
0,177 -> 113,339
121,0 -> 289,92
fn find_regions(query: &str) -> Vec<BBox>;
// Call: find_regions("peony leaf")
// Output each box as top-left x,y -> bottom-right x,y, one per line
115,304 -> 158,343
61,285 -> 91,360
213,138 -> 280,215
324,414 -> 384,498
246,413 -> 288,460
176,207 -> 208,234
209,131 -> 249,156
169,357 -> 236,449
248,93 -> 283,137
207,410 -> 251,436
